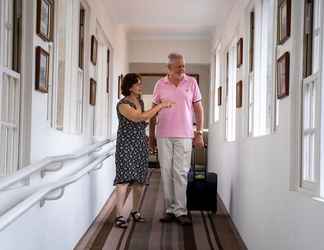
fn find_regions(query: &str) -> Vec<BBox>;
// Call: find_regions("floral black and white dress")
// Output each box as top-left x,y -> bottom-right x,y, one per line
114,98 -> 148,185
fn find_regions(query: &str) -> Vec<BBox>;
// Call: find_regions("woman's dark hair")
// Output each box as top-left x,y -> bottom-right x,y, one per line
121,73 -> 141,96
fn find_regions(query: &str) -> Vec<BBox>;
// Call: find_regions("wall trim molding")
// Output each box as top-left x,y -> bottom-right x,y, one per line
217,195 -> 248,250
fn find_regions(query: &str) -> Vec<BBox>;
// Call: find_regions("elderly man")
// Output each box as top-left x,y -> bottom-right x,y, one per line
149,53 -> 204,225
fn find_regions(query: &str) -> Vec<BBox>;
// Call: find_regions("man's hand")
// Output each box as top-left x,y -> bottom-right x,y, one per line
149,136 -> 157,153
194,133 -> 204,148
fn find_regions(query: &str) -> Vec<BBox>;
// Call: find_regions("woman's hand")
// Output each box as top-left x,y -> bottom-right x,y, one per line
194,134 -> 204,148
159,100 -> 175,109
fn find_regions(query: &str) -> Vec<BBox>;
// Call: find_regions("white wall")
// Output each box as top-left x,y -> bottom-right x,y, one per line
128,38 -> 211,64
0,0 -> 127,249
30,0 -> 128,159
208,1 -> 324,250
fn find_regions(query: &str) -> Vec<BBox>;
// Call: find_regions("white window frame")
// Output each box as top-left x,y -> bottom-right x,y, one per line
225,41 -> 237,142
320,1 -> 324,198
0,0 -> 21,176
247,0 -> 277,137
93,23 -> 112,138
213,45 -> 221,123
51,0 -> 86,134
208,51 -> 216,126
247,8 -> 255,136
298,0 -> 323,196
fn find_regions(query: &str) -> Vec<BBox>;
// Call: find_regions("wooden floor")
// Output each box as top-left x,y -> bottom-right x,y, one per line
75,169 -> 247,250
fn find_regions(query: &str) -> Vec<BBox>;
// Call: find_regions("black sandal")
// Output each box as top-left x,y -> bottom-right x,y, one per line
115,216 -> 128,228
131,211 -> 145,222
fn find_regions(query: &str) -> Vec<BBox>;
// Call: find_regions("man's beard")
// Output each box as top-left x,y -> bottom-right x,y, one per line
174,72 -> 184,80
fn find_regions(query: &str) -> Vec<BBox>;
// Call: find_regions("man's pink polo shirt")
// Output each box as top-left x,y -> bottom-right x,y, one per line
152,74 -> 202,138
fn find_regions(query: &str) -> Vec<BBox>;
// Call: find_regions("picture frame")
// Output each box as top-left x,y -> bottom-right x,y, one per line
35,46 -> 49,93
118,74 -> 123,99
106,49 -> 110,93
277,52 -> 290,99
236,80 -> 243,108
237,38 -> 243,68
278,0 -> 291,45
218,86 -> 222,106
91,35 -> 98,65
90,78 -> 96,105
36,0 -> 54,41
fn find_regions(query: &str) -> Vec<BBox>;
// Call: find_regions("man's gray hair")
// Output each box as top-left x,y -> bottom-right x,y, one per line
168,53 -> 184,65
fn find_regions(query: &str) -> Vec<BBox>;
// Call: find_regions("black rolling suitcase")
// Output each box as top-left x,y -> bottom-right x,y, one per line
186,145 -> 217,212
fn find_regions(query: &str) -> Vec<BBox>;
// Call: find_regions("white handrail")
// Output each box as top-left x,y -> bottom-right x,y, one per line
0,150 -> 115,232
1,67 -> 21,79
0,136 -> 116,191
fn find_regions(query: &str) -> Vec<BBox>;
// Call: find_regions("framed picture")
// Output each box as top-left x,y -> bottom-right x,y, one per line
91,35 -> 98,65
237,38 -> 243,68
36,0 -> 54,41
218,86 -> 222,106
35,46 -> 49,93
236,80 -> 243,108
278,0 -> 291,45
277,52 -> 290,99
90,78 -> 96,105
106,49 -> 110,93
118,74 -> 123,99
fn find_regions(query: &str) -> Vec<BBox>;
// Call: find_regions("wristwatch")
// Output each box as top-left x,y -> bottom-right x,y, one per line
196,130 -> 203,135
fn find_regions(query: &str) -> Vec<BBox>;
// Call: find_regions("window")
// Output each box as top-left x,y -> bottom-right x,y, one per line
93,24 -> 111,137
0,0 -> 22,175
51,0 -> 86,133
225,44 -> 237,142
303,0 -> 313,78
53,0 -> 66,130
214,45 -> 221,123
75,5 -> 85,133
300,0 -> 322,194
78,7 -> 85,70
249,11 -> 255,74
247,0 -> 276,137
248,10 -> 255,136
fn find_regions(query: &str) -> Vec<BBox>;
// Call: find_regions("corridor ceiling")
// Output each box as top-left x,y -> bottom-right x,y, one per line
105,0 -> 237,40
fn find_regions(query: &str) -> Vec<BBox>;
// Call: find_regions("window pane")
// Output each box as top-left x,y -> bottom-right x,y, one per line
214,50 -> 220,122
78,7 -> 85,69
312,0 -> 321,74
1,0 -> 14,69
55,0 -> 66,129
249,11 -> 254,72
303,0 -> 313,78
303,134 -> 310,180
310,82 -> 316,128
0,69 -> 20,175
248,73 -> 254,135
249,0 -> 275,136
226,45 -> 236,141
303,84 -> 310,129
309,133 -> 315,181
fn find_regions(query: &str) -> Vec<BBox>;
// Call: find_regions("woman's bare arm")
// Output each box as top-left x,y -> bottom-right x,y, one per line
119,101 -> 173,122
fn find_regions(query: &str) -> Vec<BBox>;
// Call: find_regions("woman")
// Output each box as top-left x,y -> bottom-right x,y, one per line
114,73 -> 174,228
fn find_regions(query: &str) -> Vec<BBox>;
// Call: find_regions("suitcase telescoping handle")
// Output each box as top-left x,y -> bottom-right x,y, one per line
191,144 -> 208,180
